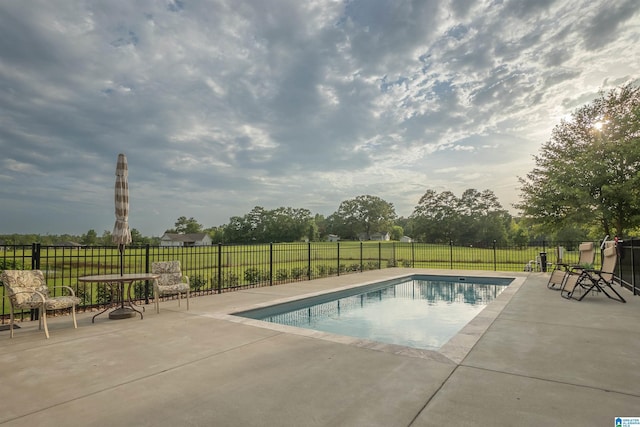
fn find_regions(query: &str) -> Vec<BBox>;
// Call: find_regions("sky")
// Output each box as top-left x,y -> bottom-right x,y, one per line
1,0 -> 639,237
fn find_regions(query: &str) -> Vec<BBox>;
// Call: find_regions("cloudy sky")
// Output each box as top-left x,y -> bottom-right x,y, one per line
1,0 -> 639,237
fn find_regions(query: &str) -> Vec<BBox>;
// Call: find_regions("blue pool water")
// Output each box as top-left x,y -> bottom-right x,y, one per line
236,275 -> 512,351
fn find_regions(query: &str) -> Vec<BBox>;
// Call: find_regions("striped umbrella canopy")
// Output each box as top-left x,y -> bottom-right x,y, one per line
112,153 -> 131,275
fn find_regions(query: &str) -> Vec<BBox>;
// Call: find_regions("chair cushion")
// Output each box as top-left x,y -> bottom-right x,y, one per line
1,270 -> 50,306
157,283 -> 189,295
156,273 -> 183,287
45,296 -> 82,310
9,288 -> 46,308
152,261 -> 188,296
152,261 -> 181,274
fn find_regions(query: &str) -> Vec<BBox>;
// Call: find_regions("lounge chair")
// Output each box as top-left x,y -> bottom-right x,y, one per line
151,261 -> 190,313
560,245 -> 626,302
547,242 -> 595,290
0,269 -> 81,338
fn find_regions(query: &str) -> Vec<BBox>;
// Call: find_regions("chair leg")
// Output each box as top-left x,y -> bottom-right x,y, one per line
186,289 -> 190,311
41,307 -> 50,339
72,305 -> 78,329
154,291 -> 160,314
607,285 -> 627,303
9,305 -> 15,339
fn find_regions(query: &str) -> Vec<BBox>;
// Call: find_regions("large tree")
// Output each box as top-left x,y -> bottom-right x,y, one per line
410,190 -> 459,243
517,84 -> 640,237
410,188 -> 509,244
170,216 -> 203,234
328,195 -> 396,240
223,206 -> 313,243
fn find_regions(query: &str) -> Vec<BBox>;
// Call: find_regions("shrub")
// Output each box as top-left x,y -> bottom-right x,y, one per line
316,265 -> 328,277
132,281 -> 150,300
291,267 -> 308,279
96,284 -> 114,305
211,272 -> 239,289
0,259 -> 22,270
190,275 -> 207,291
244,267 -> 265,283
347,263 -> 361,272
275,269 -> 289,281
364,261 -> 379,270
74,285 -> 92,305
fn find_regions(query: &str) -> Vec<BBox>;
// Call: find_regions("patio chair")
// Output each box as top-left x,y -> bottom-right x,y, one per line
0,269 -> 81,339
560,245 -> 625,302
151,261 -> 190,314
547,242 -> 595,290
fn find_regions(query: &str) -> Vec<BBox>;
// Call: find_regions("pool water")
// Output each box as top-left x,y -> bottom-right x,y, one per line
237,275 -> 511,351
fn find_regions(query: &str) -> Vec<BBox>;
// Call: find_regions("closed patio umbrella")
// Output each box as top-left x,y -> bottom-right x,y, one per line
112,153 -> 131,276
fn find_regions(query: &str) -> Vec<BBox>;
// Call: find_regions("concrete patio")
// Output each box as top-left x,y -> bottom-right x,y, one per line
1,269 -> 639,426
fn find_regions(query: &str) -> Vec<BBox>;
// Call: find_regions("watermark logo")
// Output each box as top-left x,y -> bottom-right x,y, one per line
616,417 -> 640,427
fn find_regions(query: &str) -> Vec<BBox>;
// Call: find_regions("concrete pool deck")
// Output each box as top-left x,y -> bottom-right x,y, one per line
1,269 -> 639,426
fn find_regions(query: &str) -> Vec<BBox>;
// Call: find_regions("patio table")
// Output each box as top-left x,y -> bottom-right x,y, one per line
78,273 -> 159,322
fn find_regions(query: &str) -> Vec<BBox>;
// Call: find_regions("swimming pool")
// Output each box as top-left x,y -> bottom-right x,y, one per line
235,274 -> 513,351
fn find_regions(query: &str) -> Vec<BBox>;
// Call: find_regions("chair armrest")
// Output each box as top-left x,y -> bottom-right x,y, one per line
183,275 -> 189,286
5,289 -> 47,304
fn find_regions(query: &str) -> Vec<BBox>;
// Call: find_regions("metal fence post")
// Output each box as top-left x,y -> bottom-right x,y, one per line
30,243 -> 41,320
307,242 -> 312,281
392,242 -> 396,266
144,244 -> 150,304
631,238 -> 637,296
493,240 -> 497,271
217,243 -> 222,294
378,242 -> 382,269
337,242 -> 340,276
449,240 -> 453,269
269,243 -> 273,286
360,242 -> 363,272
411,241 -> 415,268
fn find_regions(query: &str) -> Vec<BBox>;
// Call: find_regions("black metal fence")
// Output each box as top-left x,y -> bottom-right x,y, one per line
616,238 -> 640,294
1,239 -> 638,323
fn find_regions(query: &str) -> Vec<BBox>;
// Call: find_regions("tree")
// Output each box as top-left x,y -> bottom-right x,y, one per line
410,188 -> 509,244
204,226 -> 225,243
329,195 -> 397,240
82,229 -> 98,246
101,230 -> 112,245
313,214 -> 327,239
223,206 -> 313,243
172,216 -> 203,234
517,84 -> 640,237
509,219 -> 529,248
410,190 -> 459,243
130,228 -> 148,245
390,225 -> 404,240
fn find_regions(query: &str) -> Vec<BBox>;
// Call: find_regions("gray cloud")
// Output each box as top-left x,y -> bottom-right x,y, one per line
0,0 -> 639,236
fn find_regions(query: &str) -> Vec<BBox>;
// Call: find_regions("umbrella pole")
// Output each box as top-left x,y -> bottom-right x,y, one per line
120,244 -> 125,309
110,244 -> 135,320
120,244 -> 124,276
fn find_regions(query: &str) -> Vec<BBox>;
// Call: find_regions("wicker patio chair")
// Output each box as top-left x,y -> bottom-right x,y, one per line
151,261 -> 190,313
0,270 -> 81,339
